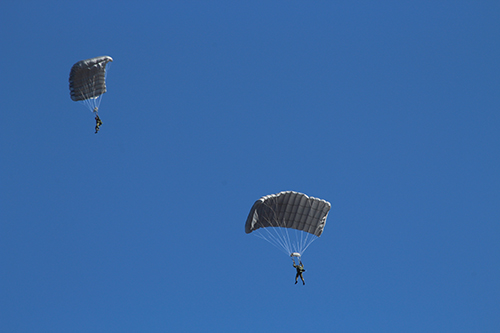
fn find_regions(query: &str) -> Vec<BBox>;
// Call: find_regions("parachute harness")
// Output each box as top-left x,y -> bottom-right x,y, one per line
291,253 -> 302,265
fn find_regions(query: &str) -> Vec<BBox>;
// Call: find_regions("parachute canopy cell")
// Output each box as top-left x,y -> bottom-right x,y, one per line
245,191 -> 331,237
69,56 -> 113,102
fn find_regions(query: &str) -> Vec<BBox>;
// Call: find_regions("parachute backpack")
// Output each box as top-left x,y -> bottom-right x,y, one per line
245,191 -> 331,263
69,56 -> 113,133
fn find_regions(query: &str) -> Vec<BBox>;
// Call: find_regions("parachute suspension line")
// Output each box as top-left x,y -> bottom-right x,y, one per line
93,62 -> 110,113
252,201 -> 319,257
254,232 -> 291,256
267,202 -> 295,255
80,72 -> 100,113
295,224 -> 310,254
253,208 -> 293,255
299,230 -> 317,255
78,61 -> 111,113
90,70 -> 101,112
80,69 -> 92,110
279,200 -> 316,256
300,199 -> 320,255
253,223 -> 291,255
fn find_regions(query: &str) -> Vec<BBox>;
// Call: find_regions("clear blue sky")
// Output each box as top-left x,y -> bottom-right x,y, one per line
1,1 -> 499,332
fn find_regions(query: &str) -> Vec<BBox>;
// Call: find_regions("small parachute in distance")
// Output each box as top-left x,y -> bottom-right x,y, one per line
245,191 -> 331,257
69,56 -> 113,133
69,56 -> 112,111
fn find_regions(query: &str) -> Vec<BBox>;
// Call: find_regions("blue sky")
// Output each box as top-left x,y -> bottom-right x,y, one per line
1,1 -> 499,332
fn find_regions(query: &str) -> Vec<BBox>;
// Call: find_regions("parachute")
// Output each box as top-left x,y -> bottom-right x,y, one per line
245,191 -> 331,259
69,56 -> 113,113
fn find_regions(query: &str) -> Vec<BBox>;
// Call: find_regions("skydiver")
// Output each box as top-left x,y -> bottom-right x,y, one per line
293,260 -> 306,285
95,113 -> 103,133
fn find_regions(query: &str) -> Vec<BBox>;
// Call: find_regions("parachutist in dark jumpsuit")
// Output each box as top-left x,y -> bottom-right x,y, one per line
293,261 -> 306,285
95,113 -> 103,133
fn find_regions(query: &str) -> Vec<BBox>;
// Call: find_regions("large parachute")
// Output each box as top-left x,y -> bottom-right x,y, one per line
245,191 -> 331,258
69,56 -> 113,113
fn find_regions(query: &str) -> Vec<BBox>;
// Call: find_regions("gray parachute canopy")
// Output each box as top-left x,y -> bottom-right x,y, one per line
245,191 -> 331,237
69,56 -> 113,102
